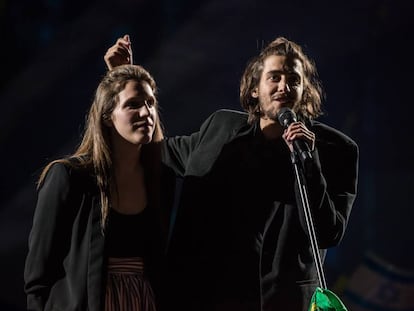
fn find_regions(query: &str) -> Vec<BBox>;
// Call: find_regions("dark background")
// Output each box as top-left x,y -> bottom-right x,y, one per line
1,0 -> 413,309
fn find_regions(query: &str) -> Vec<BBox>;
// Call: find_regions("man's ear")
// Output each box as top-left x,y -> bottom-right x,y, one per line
251,88 -> 259,98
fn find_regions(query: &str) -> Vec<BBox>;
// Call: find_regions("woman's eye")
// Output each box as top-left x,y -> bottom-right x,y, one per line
127,102 -> 140,108
145,100 -> 155,107
125,98 -> 156,109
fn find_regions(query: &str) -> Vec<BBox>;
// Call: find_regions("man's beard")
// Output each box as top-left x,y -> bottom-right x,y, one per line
261,105 -> 279,121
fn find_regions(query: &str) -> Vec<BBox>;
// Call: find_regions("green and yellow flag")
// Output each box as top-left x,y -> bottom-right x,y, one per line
308,287 -> 348,311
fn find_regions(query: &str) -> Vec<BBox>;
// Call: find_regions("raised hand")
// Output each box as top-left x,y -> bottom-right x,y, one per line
104,34 -> 133,70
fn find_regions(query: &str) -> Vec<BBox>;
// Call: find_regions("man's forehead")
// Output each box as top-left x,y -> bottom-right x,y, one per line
263,56 -> 303,73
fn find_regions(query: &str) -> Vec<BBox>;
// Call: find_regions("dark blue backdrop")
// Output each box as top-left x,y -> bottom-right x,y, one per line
1,0 -> 413,309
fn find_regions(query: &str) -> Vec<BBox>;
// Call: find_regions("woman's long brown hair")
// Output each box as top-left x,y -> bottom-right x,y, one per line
37,64 -> 164,230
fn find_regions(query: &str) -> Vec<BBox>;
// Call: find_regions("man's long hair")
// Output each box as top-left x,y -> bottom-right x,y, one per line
240,37 -> 324,124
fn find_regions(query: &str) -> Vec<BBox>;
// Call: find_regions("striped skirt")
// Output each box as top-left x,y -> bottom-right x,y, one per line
105,257 -> 157,311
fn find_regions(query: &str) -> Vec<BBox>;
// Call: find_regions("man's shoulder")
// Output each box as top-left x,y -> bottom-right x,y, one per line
210,109 -> 248,121
196,109 -> 250,142
205,109 -> 249,130
312,120 -> 358,149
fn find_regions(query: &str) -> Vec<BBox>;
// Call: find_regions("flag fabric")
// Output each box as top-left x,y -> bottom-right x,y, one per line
308,287 -> 348,311
342,252 -> 414,311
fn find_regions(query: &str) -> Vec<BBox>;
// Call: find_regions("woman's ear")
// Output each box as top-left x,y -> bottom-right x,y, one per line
251,88 -> 259,98
102,115 -> 113,127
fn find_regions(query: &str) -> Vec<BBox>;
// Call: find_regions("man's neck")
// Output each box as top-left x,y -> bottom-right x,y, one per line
260,118 -> 284,140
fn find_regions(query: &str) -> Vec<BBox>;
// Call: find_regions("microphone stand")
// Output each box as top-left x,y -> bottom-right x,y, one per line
291,152 -> 327,290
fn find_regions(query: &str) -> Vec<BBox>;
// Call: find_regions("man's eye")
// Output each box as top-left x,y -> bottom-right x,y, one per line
289,75 -> 301,85
270,75 -> 281,82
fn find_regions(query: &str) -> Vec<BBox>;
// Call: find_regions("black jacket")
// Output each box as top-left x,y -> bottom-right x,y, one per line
24,163 -> 105,311
24,161 -> 174,311
162,109 -> 359,311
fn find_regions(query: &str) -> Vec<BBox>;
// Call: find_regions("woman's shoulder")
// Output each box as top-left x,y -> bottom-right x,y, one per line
41,156 -> 96,190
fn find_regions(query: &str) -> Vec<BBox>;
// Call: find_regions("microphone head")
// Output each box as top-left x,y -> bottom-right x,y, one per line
277,107 -> 297,128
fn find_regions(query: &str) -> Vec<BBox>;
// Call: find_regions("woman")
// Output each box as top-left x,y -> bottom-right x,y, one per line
24,64 -> 171,311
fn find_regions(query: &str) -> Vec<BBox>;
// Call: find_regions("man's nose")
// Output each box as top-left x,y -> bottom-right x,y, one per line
278,76 -> 291,93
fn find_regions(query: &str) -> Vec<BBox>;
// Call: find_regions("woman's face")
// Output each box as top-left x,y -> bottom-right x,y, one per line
109,80 -> 157,146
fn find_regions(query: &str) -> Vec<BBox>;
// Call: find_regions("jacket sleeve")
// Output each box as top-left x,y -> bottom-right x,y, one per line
161,112 -> 217,177
24,162 -> 74,310
297,133 -> 359,249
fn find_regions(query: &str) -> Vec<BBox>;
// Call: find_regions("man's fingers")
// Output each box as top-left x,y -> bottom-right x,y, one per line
104,35 -> 133,69
116,36 -> 133,64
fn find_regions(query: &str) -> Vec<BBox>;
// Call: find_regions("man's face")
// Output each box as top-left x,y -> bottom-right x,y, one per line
252,55 -> 304,123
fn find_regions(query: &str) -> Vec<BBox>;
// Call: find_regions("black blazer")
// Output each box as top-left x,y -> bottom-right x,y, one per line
24,163 -> 105,311
24,161 -> 175,311
162,109 -> 359,311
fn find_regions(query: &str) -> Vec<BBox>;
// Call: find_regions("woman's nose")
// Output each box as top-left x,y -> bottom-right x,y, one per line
140,101 -> 151,116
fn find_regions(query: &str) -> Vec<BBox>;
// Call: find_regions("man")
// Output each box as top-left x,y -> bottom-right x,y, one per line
105,35 -> 358,311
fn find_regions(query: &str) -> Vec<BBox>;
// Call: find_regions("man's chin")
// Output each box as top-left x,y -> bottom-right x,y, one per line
266,110 -> 279,121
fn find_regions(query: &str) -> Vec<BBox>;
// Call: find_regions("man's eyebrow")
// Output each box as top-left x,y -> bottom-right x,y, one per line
266,69 -> 283,74
265,69 -> 282,76
265,69 -> 297,75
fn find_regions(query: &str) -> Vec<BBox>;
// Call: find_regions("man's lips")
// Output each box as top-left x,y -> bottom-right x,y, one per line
272,96 -> 291,103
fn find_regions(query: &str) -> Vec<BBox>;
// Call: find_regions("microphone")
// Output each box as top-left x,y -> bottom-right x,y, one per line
277,107 -> 313,165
